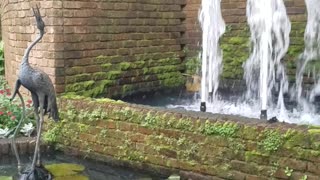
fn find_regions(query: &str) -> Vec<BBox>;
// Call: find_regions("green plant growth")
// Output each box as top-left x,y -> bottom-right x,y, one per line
259,130 -> 283,153
0,41 -> 4,75
184,55 -> 201,75
0,77 -> 34,133
268,161 -> 279,177
43,120 -> 63,144
200,121 -> 239,137
182,47 -> 201,76
300,175 -> 308,180
284,167 -> 293,177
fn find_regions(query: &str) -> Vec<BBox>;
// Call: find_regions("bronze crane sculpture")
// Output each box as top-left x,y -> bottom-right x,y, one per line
10,6 -> 59,179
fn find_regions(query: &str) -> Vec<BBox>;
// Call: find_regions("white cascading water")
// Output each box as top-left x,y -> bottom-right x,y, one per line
295,0 -> 320,112
167,0 -> 320,125
245,0 -> 291,119
198,0 -> 225,104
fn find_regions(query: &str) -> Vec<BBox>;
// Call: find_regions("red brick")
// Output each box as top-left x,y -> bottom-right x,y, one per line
137,126 -> 153,135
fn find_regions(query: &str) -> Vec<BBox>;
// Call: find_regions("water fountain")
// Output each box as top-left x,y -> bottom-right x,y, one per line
245,0 -> 291,120
198,0 -> 225,112
166,0 -> 320,125
196,0 -> 291,120
295,0 -> 320,112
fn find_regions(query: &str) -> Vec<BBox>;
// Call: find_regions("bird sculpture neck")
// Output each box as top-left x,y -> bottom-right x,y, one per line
21,30 -> 44,66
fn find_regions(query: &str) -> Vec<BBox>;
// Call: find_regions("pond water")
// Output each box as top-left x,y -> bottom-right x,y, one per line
0,153 -> 166,180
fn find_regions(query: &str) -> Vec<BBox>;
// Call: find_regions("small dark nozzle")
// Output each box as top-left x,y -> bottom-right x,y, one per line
200,102 -> 206,112
268,116 -> 278,123
260,110 -> 267,120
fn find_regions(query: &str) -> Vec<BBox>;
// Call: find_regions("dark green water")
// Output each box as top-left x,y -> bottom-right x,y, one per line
0,153 -> 165,180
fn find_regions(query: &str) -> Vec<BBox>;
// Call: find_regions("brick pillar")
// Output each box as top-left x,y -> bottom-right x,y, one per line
1,0 -> 65,93
1,0 -> 187,97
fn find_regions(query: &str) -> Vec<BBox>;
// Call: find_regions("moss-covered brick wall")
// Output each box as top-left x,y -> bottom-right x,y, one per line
183,0 -> 307,80
44,96 -> 320,179
2,0 -> 186,97
65,53 -> 185,98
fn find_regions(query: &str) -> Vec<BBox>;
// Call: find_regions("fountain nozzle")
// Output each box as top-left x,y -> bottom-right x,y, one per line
200,102 -> 206,112
260,110 -> 267,120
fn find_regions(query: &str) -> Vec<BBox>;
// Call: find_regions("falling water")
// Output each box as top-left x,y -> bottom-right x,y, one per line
166,0 -> 320,125
245,0 -> 291,119
295,0 -> 320,112
198,0 -> 225,106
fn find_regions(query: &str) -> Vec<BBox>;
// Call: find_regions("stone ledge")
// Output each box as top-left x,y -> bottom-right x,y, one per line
45,96 -> 320,179
0,137 -> 51,156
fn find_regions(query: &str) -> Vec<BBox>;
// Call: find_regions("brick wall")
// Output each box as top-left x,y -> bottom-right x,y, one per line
62,0 -> 186,98
45,96 -> 320,180
1,0 -> 65,93
1,0 -> 309,96
1,0 -> 186,97
182,0 -> 307,79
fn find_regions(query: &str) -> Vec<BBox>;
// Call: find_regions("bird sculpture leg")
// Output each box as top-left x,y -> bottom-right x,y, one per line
10,91 -> 26,173
30,93 -> 42,166
31,97 -> 44,169
9,80 -> 23,173
33,107 -> 42,166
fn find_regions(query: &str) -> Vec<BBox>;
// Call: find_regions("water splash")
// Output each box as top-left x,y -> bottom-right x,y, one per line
245,0 -> 291,119
165,0 -> 320,125
295,0 -> 320,112
198,0 -> 225,104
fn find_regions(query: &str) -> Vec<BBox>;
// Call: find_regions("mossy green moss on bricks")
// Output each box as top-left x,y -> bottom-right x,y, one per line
158,72 -> 185,88
65,53 -> 185,98
43,97 -> 320,178
218,22 -> 306,80
65,80 -> 95,92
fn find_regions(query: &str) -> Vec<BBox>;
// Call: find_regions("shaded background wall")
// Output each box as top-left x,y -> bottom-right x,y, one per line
1,0 -> 308,97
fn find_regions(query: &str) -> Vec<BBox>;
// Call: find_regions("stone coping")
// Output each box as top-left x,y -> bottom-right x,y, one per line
0,137 -> 51,156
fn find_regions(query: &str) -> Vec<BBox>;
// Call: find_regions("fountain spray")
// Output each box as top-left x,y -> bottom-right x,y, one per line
176,0 -> 319,124
198,0 -> 225,112
295,0 -> 320,111
245,0 -> 291,120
